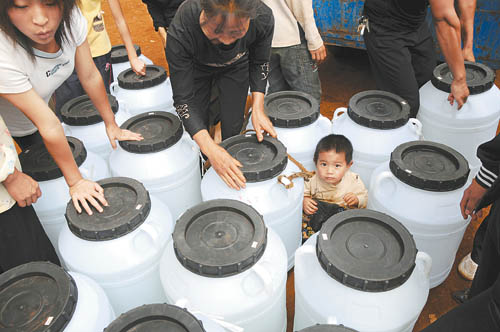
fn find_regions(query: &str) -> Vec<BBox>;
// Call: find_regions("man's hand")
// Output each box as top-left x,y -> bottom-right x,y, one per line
310,45 -> 327,65
448,78 -> 470,110
303,197 -> 318,215
3,169 -> 41,207
460,179 -> 487,222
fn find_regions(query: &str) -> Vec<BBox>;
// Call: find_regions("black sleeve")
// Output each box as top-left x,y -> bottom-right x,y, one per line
164,0 -> 185,28
166,35 -> 206,137
248,10 -> 274,93
475,133 -> 500,188
142,0 -> 167,30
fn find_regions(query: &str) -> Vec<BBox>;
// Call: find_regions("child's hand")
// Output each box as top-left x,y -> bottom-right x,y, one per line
303,197 -> 318,215
343,193 -> 359,208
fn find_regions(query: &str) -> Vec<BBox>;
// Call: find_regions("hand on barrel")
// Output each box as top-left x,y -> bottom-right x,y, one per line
460,179 -> 487,222
251,107 -> 277,142
3,168 -> 41,207
106,123 -> 143,149
448,79 -> 469,110
209,144 -> 246,190
130,58 -> 147,76
69,179 -> 108,215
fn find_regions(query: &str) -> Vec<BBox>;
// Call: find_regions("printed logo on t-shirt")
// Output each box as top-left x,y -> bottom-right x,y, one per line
45,60 -> 70,77
93,12 -> 105,32
205,52 -> 247,67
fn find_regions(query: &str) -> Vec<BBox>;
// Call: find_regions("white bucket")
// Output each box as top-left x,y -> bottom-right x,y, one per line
418,61 -> 500,176
368,141 -> 470,288
110,65 -> 175,116
160,199 -> 288,332
297,325 -> 360,332
104,303 -> 227,332
294,210 -> 431,332
331,90 -> 423,189
61,94 -> 129,160
110,44 -> 154,83
19,137 -> 110,256
247,91 -> 332,171
0,262 -> 115,332
201,134 -> 304,270
109,112 -> 201,220
58,177 -> 174,316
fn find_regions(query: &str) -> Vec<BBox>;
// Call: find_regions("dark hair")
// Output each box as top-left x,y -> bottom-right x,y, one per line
200,0 -> 260,32
313,134 -> 353,164
0,0 -> 78,58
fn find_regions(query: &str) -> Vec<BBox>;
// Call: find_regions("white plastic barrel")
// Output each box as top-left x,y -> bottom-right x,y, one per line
110,44 -> 154,83
19,136 -> 110,257
294,210 -> 431,332
0,262 -> 115,331
160,199 -> 288,332
247,91 -> 332,171
110,65 -> 175,116
331,90 -> 423,189
201,134 -> 304,270
58,177 -> 174,316
61,94 -> 129,160
368,141 -> 470,288
104,303 -> 227,332
297,325 -> 359,332
418,61 -> 500,176
109,112 -> 201,219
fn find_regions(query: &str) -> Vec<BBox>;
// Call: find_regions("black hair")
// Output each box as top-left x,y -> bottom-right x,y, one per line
0,0 -> 78,59
200,0 -> 261,33
313,134 -> 353,164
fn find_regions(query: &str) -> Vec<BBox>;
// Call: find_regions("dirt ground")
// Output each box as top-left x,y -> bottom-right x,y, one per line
102,1 -> 500,331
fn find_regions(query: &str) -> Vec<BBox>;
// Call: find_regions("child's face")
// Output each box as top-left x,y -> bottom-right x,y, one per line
315,150 -> 352,185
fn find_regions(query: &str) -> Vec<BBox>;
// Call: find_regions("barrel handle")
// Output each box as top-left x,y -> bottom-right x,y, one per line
371,171 -> 397,198
110,81 -> 119,97
332,107 -> 347,122
252,264 -> 274,295
416,251 -> 432,278
317,114 -> 333,133
408,118 -> 423,140
138,223 -> 162,251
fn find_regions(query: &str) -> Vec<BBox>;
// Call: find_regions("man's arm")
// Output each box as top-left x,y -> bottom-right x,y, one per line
456,0 -> 476,61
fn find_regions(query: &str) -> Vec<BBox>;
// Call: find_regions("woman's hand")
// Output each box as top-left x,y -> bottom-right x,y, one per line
303,197 -> 318,215
69,179 -> 108,215
207,143 -> 246,190
251,107 -> 277,142
106,123 -> 143,149
3,169 -> 41,207
130,57 -> 147,76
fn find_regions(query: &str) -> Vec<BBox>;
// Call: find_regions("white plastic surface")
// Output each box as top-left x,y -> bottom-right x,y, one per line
368,162 -> 470,288
112,54 -> 153,83
418,81 -> 500,172
293,233 -> 431,332
160,227 -> 288,332
58,195 -> 174,316
110,77 -> 175,116
109,132 -> 201,220
64,272 -> 115,332
33,151 -> 110,257
201,161 -> 304,270
247,114 -> 332,171
331,107 -> 422,189
63,108 -> 129,160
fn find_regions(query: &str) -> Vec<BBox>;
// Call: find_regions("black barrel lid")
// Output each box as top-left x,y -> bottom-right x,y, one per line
316,209 -> 417,292
19,136 -> 87,181
104,304 -> 206,332
117,65 -> 167,90
65,177 -> 151,241
173,199 -> 267,278
347,90 -> 410,129
119,111 -> 183,153
0,262 -> 78,332
61,94 -> 119,126
110,44 -> 142,64
431,61 -> 496,95
297,324 -> 359,332
220,134 -> 287,182
264,91 -> 320,128
390,141 -> 470,192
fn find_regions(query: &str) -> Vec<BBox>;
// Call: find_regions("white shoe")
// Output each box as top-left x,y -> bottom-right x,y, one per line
458,253 -> 478,281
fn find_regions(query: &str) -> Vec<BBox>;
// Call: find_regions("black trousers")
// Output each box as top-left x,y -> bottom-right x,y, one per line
471,211 -> 490,264
0,204 -> 60,273
363,21 -> 436,117
13,130 -> 43,151
422,200 -> 500,331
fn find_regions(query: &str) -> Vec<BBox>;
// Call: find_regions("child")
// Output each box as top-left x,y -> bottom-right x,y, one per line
302,134 -> 368,241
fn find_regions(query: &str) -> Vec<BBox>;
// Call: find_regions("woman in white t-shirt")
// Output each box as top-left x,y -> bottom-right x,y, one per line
0,0 -> 142,215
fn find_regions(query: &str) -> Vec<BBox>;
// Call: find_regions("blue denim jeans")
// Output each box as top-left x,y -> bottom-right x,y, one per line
267,41 -> 321,103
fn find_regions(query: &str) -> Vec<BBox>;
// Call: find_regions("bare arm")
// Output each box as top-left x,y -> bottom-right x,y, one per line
108,0 -> 146,75
429,0 -> 469,109
456,0 -> 476,61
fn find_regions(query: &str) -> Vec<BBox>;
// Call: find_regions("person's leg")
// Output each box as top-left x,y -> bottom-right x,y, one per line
363,25 -> 420,117
267,48 -> 290,95
93,52 -> 113,93
409,23 -> 436,89
276,42 -> 322,103
216,61 -> 249,140
472,213 -> 490,264
0,204 -> 60,273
